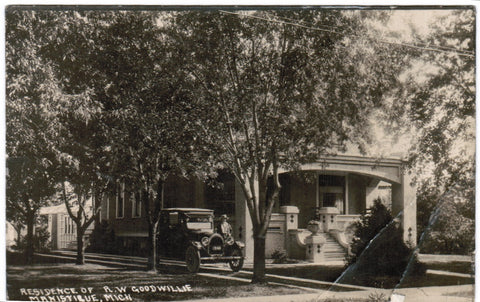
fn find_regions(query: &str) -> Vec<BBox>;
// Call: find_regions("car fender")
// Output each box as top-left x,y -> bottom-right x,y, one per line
234,241 -> 245,249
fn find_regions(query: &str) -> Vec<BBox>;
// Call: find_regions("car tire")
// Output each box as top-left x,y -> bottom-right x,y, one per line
185,246 -> 201,273
228,247 -> 244,272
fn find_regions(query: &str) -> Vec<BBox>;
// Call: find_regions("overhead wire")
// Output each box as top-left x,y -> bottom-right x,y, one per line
263,11 -> 474,56
218,10 -> 474,58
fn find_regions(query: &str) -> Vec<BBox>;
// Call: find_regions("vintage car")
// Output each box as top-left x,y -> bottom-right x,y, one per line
157,208 -> 244,273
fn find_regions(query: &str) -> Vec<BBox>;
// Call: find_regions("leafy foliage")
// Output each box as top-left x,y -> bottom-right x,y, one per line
5,10 -> 64,263
13,216 -> 51,253
348,199 -> 393,265
418,185 -> 474,255
342,200 -> 413,287
387,9 -> 474,190
377,9 -> 475,258
168,10 -> 406,282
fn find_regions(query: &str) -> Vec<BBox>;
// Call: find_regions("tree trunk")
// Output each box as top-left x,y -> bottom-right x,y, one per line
14,225 -> 22,246
76,227 -> 85,265
25,210 -> 35,265
251,235 -> 267,284
146,223 -> 157,272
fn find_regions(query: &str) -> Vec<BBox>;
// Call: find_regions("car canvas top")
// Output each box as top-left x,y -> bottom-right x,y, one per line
162,208 -> 214,213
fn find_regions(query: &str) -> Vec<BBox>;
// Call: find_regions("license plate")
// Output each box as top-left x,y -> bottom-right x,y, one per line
212,246 -> 222,251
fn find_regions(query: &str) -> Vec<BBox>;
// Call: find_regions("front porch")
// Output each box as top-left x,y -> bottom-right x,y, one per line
234,155 -> 417,263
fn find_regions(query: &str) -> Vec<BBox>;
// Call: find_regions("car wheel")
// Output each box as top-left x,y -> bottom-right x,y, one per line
185,246 -> 201,273
228,248 -> 244,272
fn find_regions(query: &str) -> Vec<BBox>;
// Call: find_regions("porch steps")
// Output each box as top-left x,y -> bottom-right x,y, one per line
323,234 -> 347,262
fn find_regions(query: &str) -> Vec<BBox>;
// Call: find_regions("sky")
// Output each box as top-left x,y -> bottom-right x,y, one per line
360,9 -> 474,160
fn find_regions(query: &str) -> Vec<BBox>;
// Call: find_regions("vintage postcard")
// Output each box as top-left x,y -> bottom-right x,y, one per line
4,5 -> 475,302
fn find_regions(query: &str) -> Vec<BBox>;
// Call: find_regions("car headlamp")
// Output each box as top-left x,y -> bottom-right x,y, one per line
201,236 -> 210,246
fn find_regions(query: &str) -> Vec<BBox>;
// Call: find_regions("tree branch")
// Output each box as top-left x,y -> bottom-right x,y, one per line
63,182 -> 80,224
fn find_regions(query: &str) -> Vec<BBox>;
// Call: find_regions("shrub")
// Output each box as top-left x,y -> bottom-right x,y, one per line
86,220 -> 118,254
417,180 -> 475,255
341,199 -> 414,287
419,199 -> 474,255
271,249 -> 288,264
347,199 -> 393,266
13,225 -> 51,253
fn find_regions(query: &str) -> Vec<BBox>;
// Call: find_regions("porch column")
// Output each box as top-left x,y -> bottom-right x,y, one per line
235,179 -> 254,260
392,171 -> 417,247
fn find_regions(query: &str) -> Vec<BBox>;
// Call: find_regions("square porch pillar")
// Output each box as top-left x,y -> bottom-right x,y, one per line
392,171 -> 417,247
235,179 -> 254,260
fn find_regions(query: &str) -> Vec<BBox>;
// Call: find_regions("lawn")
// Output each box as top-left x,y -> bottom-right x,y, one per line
264,265 -> 345,282
426,261 -> 474,274
6,253 -> 308,301
245,261 -> 474,289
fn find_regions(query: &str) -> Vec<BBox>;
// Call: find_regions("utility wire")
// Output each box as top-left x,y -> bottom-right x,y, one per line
219,10 -> 474,58
263,11 -> 474,56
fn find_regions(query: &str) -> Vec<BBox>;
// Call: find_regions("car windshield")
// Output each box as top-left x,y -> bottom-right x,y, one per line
186,215 -> 213,231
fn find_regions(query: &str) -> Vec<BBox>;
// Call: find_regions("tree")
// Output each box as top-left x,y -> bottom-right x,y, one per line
6,9 -> 112,265
6,10 -> 62,264
38,10 -> 207,270
88,12 -> 207,271
169,10 -> 406,283
381,10 -> 475,245
385,9 -> 474,190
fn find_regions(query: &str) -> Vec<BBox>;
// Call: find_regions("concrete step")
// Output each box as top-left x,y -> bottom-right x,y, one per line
322,245 -> 345,252
321,233 -> 347,262
324,248 -> 346,252
324,253 -> 346,257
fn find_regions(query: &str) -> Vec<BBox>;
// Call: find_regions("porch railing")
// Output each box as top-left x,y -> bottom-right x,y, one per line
336,214 -> 361,231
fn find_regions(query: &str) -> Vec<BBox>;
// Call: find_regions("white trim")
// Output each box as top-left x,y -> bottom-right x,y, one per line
106,194 -> 110,220
116,181 -> 125,219
131,190 -> 141,218
345,173 -> 349,214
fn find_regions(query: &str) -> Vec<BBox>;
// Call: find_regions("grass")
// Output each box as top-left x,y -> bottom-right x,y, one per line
399,273 -> 474,288
426,261 -> 474,274
245,264 -> 345,282
7,252 -> 306,301
247,259 -> 474,289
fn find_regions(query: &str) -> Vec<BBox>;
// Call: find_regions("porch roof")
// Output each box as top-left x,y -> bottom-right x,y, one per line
281,155 -> 405,184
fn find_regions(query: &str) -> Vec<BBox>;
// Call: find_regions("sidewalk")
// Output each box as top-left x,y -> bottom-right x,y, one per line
180,284 -> 474,302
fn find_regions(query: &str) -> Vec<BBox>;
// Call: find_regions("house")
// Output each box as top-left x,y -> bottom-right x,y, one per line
39,202 -> 94,250
97,154 -> 416,263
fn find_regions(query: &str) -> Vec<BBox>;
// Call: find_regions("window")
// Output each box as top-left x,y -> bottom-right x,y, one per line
64,216 -> 75,234
323,193 -> 337,207
169,212 -> 179,225
319,175 -> 345,214
116,182 -> 124,218
132,191 -> 141,218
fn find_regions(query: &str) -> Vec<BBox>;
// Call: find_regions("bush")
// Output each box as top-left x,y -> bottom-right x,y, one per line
419,199 -> 474,255
86,220 -> 118,254
417,180 -> 475,255
271,249 -> 288,264
347,199 -> 393,266
341,199 -> 414,287
13,225 -> 51,254
86,221 -> 148,256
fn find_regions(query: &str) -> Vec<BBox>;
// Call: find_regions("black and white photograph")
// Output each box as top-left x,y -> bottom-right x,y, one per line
4,5 -> 475,302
